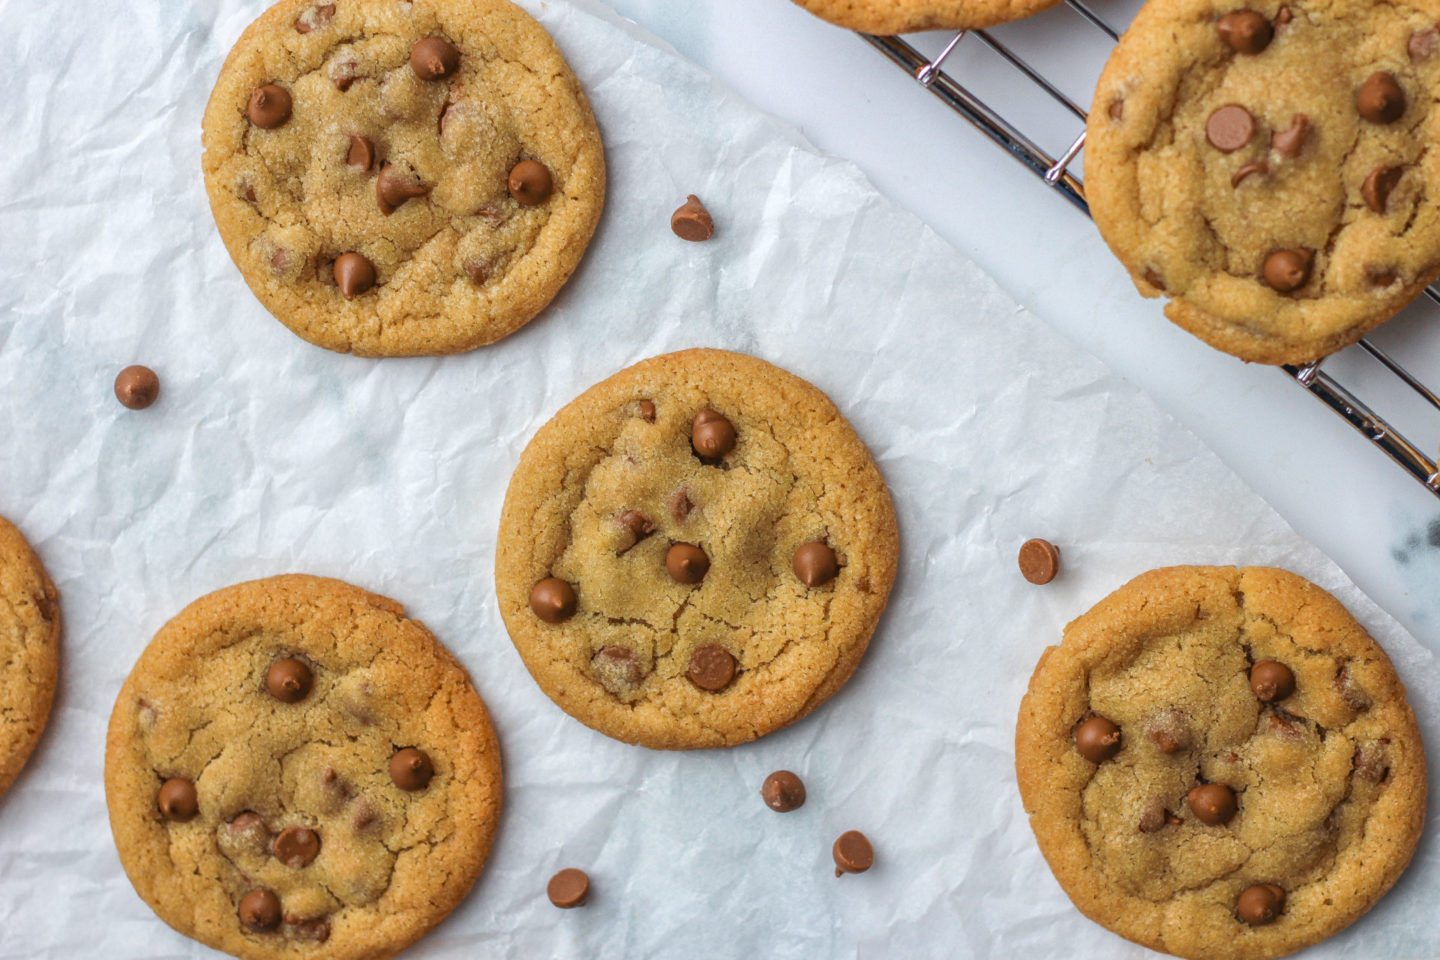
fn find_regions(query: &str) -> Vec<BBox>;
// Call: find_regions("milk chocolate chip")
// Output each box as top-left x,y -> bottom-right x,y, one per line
1250,660 -> 1295,701
508,160 -> 553,205
410,37 -> 460,81
1410,26 -> 1440,61
294,3 -> 335,33
1018,538 -> 1060,584
1357,72 -> 1405,124
833,830 -> 874,877
1237,883 -> 1285,925
1366,265 -> 1399,287
1206,104 -> 1255,152
761,771 -> 806,812
376,164 -> 429,214
247,85 -> 292,129
617,510 -> 655,553
691,409 -> 736,460
1188,783 -> 1238,825
1362,165 -> 1404,214
639,399 -> 657,422
1231,161 -> 1268,188
389,747 -> 434,791
158,777 -> 198,822
346,135 -> 374,172
591,645 -> 643,693
114,365 -> 160,410
687,644 -> 735,691
333,252 -> 376,298
239,888 -> 282,932
1263,248 -> 1312,293
266,658 -> 313,703
274,826 -> 320,868
1075,716 -> 1121,763
671,195 -> 714,241
530,577 -> 577,622
793,541 -> 840,587
548,868 -> 590,908
666,543 -> 710,584
1270,114 -> 1308,158
1217,11 -> 1273,54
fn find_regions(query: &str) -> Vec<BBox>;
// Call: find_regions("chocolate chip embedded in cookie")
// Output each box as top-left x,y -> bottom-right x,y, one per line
0,516 -> 59,800
1016,566 -> 1426,960
104,575 -> 502,960
1086,0 -> 1440,363
788,0 -> 1065,32
201,0 -> 604,357
495,349 -> 899,749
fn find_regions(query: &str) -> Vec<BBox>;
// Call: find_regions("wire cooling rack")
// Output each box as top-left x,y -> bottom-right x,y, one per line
862,1 -> 1440,501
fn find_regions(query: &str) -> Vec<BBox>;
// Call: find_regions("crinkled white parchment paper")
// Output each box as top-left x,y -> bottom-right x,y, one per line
0,1 -> 1435,957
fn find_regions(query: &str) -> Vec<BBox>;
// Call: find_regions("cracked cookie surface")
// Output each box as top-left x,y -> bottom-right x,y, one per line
1015,566 -> 1426,960
789,0 -> 1061,32
1086,0 -> 1440,363
202,0 -> 604,356
104,575 -> 501,960
0,515 -> 59,800
494,349 -> 899,750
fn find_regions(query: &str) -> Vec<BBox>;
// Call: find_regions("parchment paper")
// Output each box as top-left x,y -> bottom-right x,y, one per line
0,1 -> 1435,957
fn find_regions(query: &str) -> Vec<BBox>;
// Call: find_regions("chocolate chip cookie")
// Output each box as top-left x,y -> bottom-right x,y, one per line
104,575 -> 502,960
0,515 -> 59,800
1087,0 -> 1440,363
789,0 -> 1062,32
1015,566 -> 1426,960
494,349 -> 899,750
202,0 -> 605,356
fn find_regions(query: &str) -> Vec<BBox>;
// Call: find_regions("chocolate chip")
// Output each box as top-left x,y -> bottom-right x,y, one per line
285,916 -> 331,942
1410,26 -> 1440,62
1142,268 -> 1166,291
410,37 -> 460,81
591,645 -> 643,693
1075,716 -> 1121,763
1217,11 -> 1273,54
1187,783 -> 1238,825
833,830 -> 874,877
1231,161 -> 1268,188
547,868 -> 590,908
669,488 -> 694,523
1249,659 -> 1295,701
1338,666 -> 1372,711
158,778 -> 198,822
1236,883 -> 1285,925
265,658 -> 313,703
530,577 -> 578,622
114,365 -> 160,410
508,160 -> 553,205
1108,98 -> 1123,121
351,801 -> 378,833
1137,799 -> 1169,834
1362,165 -> 1404,214
1017,538 -> 1060,584
761,771 -> 806,812
247,85 -> 292,129
691,408 -> 736,460
1366,265 -> 1399,287
389,747 -> 434,791
793,541 -> 840,587
617,510 -> 655,554
687,643 -> 735,691
1147,710 -> 1189,753
1273,5 -> 1293,25
331,59 -> 360,91
1206,104 -> 1255,152
666,542 -> 710,584
274,826 -> 320,868
671,195 -> 714,241
1264,711 -> 1304,741
1262,248 -> 1313,293
464,259 -> 491,286
294,3 -> 335,33
346,135 -> 374,172
333,252 -> 376,298
639,399 -> 656,422
239,888 -> 282,932
376,163 -> 429,214
1357,71 -> 1405,124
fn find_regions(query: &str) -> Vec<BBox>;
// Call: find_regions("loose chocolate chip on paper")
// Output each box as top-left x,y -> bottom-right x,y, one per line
114,365 -> 160,410
1018,538 -> 1060,584
833,831 -> 874,877
548,868 -> 590,908
762,771 -> 806,812
671,195 -> 715,241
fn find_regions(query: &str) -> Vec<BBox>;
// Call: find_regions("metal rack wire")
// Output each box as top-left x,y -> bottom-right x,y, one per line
863,1 -> 1440,501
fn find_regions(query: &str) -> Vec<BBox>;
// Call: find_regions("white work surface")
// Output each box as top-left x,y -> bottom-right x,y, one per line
606,0 -> 1440,641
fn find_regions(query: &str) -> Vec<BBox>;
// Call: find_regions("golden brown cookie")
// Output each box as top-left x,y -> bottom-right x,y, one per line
1016,566 -> 1426,960
1086,0 -> 1440,363
104,575 -> 501,960
494,349 -> 899,750
0,515 -> 59,801
789,0 -> 1061,32
202,0 -> 605,356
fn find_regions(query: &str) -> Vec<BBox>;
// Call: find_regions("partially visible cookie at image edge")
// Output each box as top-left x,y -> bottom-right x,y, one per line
790,0 -> 1064,32
0,515 -> 60,800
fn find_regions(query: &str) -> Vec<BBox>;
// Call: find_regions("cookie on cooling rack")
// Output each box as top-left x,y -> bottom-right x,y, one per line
0,515 -> 59,801
202,0 -> 604,356
1016,566 -> 1426,960
104,575 -> 501,960
1086,0 -> 1440,363
789,0 -> 1063,32
494,349 -> 899,750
